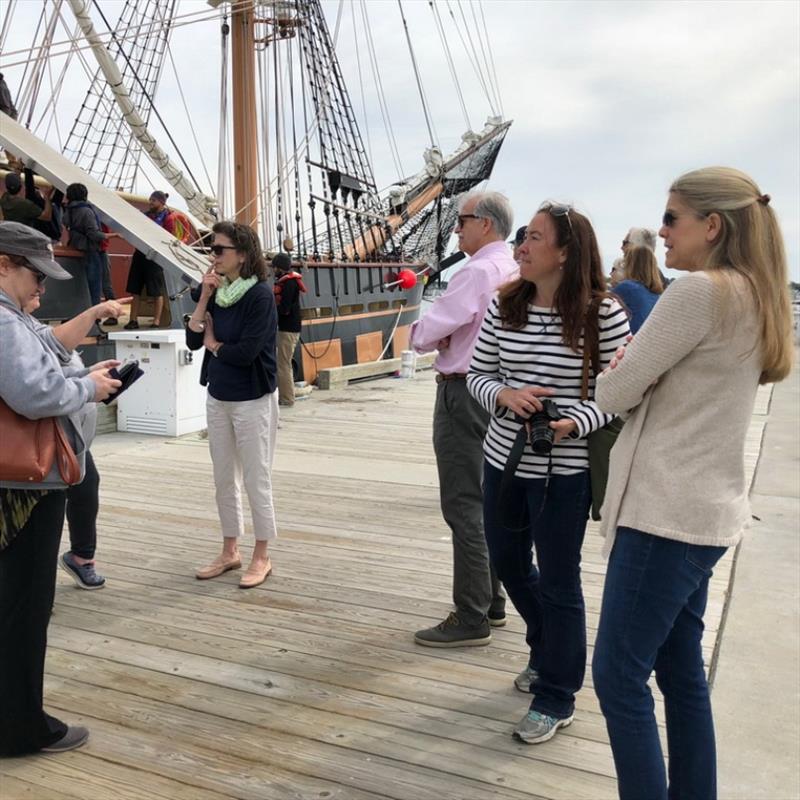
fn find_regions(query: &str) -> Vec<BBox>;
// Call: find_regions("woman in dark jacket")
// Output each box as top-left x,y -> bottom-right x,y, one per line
0,222 -> 120,755
186,221 -> 279,589
62,183 -> 119,306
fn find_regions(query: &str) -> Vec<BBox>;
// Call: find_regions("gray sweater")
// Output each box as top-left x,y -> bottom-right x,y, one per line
0,291 -> 96,489
596,270 -> 762,554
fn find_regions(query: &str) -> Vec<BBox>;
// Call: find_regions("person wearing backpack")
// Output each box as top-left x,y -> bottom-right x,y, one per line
62,183 -> 119,306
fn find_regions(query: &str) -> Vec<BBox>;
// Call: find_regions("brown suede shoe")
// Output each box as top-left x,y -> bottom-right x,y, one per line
195,556 -> 241,580
239,559 -> 272,589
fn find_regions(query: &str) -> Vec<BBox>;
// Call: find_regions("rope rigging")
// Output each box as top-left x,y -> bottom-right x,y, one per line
428,0 -> 472,132
396,0 -> 438,149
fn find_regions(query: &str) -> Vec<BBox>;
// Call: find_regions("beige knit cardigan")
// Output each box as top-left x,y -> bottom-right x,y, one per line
595,270 -> 762,556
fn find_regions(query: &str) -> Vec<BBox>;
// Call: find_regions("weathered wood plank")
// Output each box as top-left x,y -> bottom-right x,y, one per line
2,369 -> 766,800
316,353 -> 436,389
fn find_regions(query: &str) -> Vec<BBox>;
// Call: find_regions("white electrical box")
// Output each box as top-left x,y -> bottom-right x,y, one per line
108,330 -> 206,436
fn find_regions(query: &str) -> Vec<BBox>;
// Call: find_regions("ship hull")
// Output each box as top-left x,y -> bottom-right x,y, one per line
39,250 -> 425,380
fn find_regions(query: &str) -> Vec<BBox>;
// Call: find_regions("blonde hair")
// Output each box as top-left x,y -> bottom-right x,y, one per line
623,246 -> 664,294
670,166 -> 793,384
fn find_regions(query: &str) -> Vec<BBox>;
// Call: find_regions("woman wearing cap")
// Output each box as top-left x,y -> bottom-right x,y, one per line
186,221 -> 279,589
467,203 -> 630,745
0,221 -> 121,755
593,168 -> 794,799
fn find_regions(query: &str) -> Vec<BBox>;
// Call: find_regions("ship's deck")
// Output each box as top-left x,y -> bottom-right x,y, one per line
0,371 -> 773,799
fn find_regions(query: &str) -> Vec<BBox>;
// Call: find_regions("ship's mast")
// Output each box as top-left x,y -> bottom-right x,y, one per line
230,1 -> 259,228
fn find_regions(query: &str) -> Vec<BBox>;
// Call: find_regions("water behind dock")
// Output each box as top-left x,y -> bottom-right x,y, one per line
0,369 -> 780,799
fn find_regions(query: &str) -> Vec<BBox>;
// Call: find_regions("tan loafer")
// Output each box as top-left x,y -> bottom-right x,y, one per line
239,559 -> 273,589
195,556 -> 241,580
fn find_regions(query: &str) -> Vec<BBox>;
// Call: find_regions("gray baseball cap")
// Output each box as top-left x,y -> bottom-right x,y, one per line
0,221 -> 72,280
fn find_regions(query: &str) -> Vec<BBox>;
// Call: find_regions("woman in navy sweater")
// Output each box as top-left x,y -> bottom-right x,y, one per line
611,246 -> 664,333
186,221 -> 278,589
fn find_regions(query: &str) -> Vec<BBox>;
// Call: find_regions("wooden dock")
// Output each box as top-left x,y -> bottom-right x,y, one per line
0,371 -> 772,800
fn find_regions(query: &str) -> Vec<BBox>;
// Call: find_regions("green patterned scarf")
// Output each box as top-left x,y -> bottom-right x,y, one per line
1,488 -> 50,551
215,275 -> 257,308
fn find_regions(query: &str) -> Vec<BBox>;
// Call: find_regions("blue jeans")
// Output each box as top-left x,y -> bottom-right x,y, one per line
483,461 -> 591,719
592,527 -> 727,800
84,249 -> 103,306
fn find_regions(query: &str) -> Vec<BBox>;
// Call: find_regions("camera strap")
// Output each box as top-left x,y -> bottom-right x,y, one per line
498,422 -> 553,531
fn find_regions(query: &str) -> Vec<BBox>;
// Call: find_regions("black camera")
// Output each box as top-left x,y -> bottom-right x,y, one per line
516,399 -> 561,455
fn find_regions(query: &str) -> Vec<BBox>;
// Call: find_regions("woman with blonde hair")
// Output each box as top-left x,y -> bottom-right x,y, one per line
612,245 -> 664,333
592,167 -> 793,799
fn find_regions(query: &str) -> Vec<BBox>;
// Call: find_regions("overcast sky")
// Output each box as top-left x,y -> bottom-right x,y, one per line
3,0 -> 799,279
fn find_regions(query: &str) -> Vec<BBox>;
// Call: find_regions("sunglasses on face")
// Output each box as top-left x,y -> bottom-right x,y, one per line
209,244 -> 237,256
23,264 -> 47,285
662,210 -> 707,228
456,213 -> 483,228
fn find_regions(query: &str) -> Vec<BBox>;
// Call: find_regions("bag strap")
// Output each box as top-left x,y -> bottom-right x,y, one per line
53,419 -> 81,485
581,298 -> 602,401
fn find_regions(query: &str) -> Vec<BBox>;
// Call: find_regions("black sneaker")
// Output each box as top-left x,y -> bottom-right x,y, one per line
123,319 -> 139,330
40,725 -> 89,753
59,552 -> 106,590
488,608 -> 507,627
104,317 -> 118,326
414,612 -> 491,648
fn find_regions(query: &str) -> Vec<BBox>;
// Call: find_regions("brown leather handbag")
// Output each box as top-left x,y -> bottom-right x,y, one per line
0,397 -> 82,484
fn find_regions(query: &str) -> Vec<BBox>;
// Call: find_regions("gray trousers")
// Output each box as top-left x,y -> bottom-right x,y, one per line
433,378 -> 504,626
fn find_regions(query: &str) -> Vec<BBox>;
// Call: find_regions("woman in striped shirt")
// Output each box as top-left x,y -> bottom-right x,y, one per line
467,203 -> 630,744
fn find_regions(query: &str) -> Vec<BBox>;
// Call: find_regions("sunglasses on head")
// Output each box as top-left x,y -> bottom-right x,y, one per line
539,201 -> 574,234
209,244 -> 237,256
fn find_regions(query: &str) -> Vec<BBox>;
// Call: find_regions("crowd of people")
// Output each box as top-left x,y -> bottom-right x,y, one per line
410,167 -> 793,796
0,165 -> 795,800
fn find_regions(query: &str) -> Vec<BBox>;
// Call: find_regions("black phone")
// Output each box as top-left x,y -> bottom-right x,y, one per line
102,360 -> 144,404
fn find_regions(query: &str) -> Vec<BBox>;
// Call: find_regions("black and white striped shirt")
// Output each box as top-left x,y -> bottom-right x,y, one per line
467,297 -> 631,478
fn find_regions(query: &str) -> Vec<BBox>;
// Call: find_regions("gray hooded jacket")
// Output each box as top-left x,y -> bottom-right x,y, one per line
0,290 -> 96,489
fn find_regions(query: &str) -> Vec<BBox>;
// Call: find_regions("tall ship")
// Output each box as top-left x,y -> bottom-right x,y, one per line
0,0 -> 510,380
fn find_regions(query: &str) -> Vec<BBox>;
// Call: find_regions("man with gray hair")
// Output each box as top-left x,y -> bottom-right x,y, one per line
410,190 -> 518,647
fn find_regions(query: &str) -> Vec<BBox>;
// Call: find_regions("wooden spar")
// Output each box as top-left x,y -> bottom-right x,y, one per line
231,1 -> 259,229
344,182 -> 444,262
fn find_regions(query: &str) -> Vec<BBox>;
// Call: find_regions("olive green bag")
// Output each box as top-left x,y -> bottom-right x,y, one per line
582,301 -> 624,521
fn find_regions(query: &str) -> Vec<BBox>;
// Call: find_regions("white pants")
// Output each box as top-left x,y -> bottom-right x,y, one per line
206,391 -> 279,541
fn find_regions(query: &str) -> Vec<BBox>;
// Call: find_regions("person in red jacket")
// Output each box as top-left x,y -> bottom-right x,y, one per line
272,253 -> 306,406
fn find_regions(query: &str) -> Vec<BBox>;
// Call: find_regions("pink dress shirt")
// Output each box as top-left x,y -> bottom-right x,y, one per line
410,240 -> 518,375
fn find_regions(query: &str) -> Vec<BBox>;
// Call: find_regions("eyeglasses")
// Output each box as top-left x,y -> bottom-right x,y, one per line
662,210 -> 706,227
209,244 -> 237,256
456,214 -> 483,228
539,201 -> 574,235
23,264 -> 47,285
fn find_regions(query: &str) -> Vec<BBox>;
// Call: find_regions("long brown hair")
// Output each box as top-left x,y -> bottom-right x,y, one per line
498,205 -> 610,352
670,167 -> 793,384
212,221 -> 268,281
622,246 -> 664,294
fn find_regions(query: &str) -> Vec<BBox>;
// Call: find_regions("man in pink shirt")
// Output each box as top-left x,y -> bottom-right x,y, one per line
410,190 -> 518,647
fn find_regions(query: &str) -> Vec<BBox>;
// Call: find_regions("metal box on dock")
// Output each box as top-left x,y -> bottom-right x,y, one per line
108,330 -> 205,436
